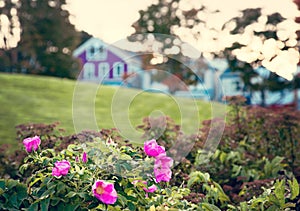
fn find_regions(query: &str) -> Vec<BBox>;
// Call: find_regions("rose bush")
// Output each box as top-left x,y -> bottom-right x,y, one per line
0,108 -> 300,210
0,135 -> 199,210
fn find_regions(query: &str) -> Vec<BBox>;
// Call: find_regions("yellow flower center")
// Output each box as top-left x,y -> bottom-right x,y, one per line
96,186 -> 104,195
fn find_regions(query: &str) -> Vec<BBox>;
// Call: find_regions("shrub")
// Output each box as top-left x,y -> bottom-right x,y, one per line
1,135 -> 200,210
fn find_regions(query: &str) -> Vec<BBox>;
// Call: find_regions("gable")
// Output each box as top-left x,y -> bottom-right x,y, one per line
73,37 -> 141,66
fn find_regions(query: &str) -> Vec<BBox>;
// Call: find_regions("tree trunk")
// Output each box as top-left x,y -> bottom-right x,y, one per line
293,88 -> 298,109
260,89 -> 266,107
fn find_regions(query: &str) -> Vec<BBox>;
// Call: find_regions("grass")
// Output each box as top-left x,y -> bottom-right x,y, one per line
0,73 -> 226,146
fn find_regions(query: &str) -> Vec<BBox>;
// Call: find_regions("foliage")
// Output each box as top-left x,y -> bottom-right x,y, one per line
191,97 -> 300,205
0,0 -> 82,78
1,135 -> 201,210
224,96 -> 300,170
0,179 -> 28,211
237,177 -> 300,210
186,171 -> 230,207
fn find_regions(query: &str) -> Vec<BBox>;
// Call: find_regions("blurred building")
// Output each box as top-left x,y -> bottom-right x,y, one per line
73,37 -> 143,87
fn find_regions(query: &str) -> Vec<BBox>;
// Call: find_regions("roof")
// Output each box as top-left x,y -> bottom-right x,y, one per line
73,37 -> 141,65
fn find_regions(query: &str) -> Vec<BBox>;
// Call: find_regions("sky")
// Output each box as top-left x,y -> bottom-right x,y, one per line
65,0 -> 154,44
66,0 -> 300,44
66,0 -> 300,80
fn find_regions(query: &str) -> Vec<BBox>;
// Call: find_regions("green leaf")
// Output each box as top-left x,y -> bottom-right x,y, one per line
283,202 -> 296,209
67,144 -> 78,151
165,188 -> 172,196
65,191 -> 77,198
40,188 -> 56,200
74,164 -> 85,175
288,177 -> 299,200
274,179 -> 285,207
28,202 -> 39,211
187,171 -> 211,188
116,163 -> 121,174
213,181 -> 230,202
219,151 -> 227,164
40,198 -> 50,211
117,194 -> 127,207
7,180 -> 18,189
42,158 -> 50,166
65,149 -> 74,157
15,183 -> 27,202
0,180 -> 5,189
122,163 -> 133,171
128,201 -> 136,211
50,197 -> 61,206
232,165 -> 242,177
19,164 -> 29,175
56,181 -> 66,194
266,205 -> 279,211
199,202 -> 221,211
9,193 -> 18,208
239,202 -> 248,211
120,154 -> 132,161
98,141 -> 112,153
187,176 -> 198,188
77,192 -> 90,200
29,177 -> 42,187
95,204 -> 107,210
64,203 -> 80,211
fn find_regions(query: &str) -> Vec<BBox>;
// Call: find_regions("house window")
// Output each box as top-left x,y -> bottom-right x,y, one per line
99,46 -> 104,54
113,62 -> 124,78
87,47 -> 95,61
83,63 -> 95,79
86,43 -> 107,61
94,43 -> 107,60
98,62 -> 110,78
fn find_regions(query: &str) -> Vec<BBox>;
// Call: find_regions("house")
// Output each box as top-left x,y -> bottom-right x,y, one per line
73,37 -> 143,86
203,58 -> 244,101
217,68 -> 244,100
206,59 -> 299,106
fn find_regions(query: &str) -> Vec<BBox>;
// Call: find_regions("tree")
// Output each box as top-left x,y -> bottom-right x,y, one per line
221,8 -> 296,106
130,0 -> 205,87
130,0 -> 300,106
0,0 -> 82,78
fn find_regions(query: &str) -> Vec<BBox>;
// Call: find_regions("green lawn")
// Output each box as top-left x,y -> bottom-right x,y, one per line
0,73 -> 226,146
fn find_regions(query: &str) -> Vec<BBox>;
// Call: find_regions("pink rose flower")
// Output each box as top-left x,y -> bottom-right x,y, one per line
82,152 -> 87,163
52,160 -> 71,177
22,136 -> 41,153
154,154 -> 173,169
132,180 -> 157,194
144,139 -> 165,157
154,167 -> 172,183
92,180 -> 118,204
154,154 -> 173,183
143,184 -> 157,193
